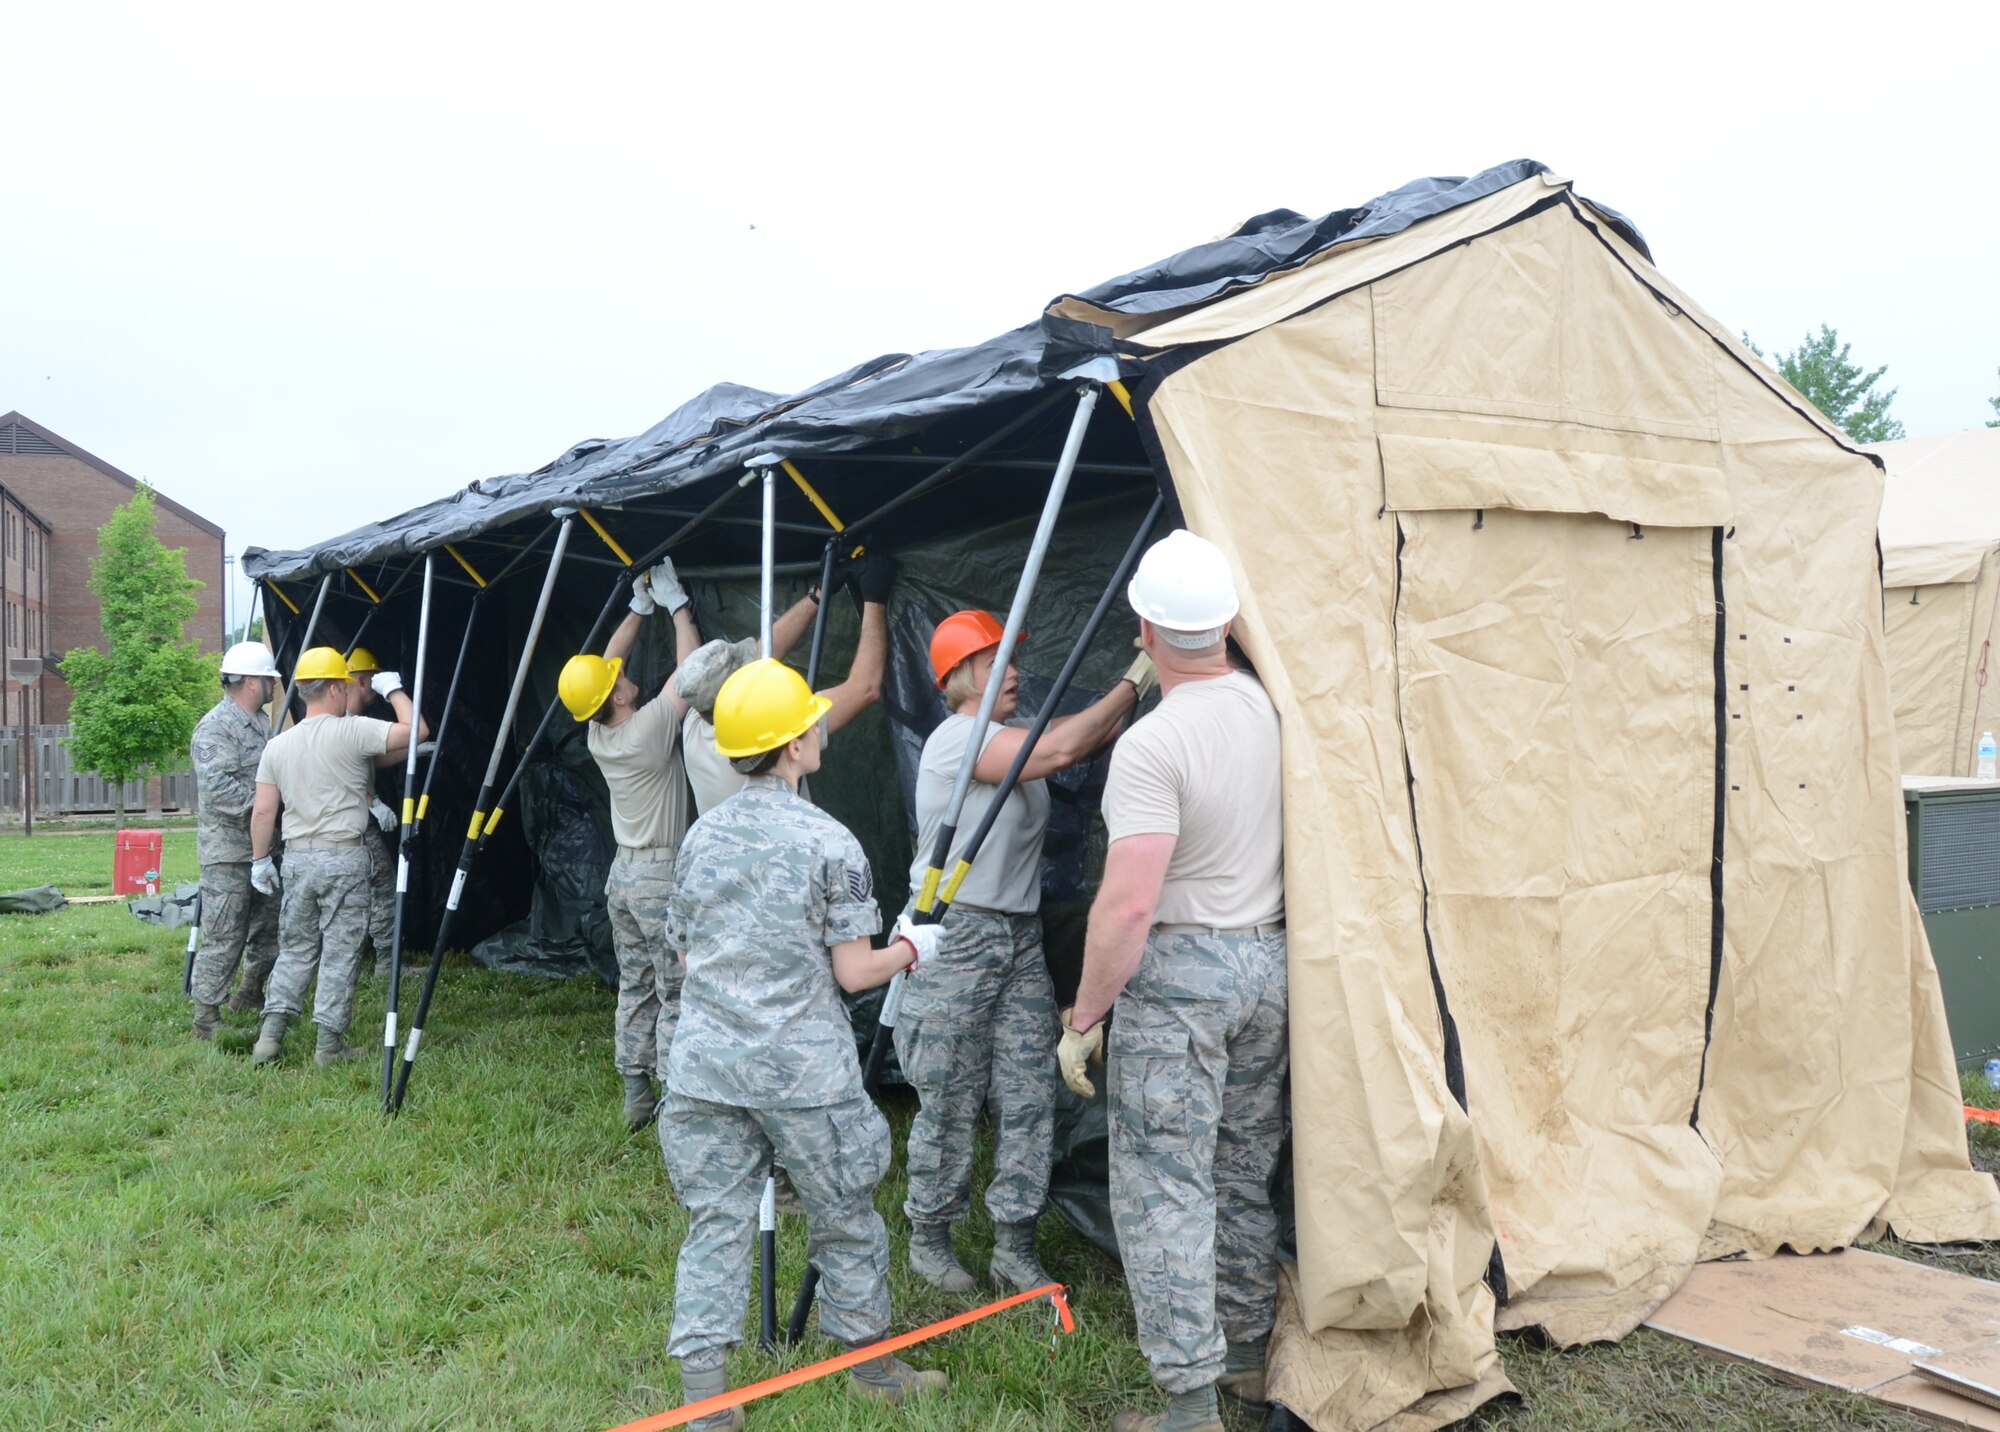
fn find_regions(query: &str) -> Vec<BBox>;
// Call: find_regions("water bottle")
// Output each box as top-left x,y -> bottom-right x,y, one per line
1987,1057 -> 2000,1093
1981,731 -> 1997,781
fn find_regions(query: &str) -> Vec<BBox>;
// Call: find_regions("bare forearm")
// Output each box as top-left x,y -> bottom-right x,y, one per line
1072,905 -> 1150,1031
770,592 -> 820,662
822,601 -> 886,735
603,611 -> 643,665
250,790 -> 278,860
673,606 -> 701,667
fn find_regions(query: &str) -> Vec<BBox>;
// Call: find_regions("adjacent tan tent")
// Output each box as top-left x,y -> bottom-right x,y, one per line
1056,169 -> 2000,1429
1871,428 -> 2000,777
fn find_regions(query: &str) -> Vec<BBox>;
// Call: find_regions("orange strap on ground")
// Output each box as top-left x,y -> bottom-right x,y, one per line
604,1283 -> 1074,1432
1968,1105 -> 2000,1126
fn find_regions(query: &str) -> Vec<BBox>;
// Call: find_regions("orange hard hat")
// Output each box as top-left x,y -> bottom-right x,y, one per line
929,610 -> 1024,688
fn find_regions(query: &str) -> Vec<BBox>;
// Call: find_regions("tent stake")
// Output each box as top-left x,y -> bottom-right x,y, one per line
380,553 -> 434,1110
390,513 -> 577,1115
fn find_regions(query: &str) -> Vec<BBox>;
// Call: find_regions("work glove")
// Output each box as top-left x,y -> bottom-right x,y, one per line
370,799 -> 397,834
370,671 -> 403,698
1123,653 -> 1158,703
628,569 -> 657,616
891,913 -> 940,971
250,856 -> 280,897
648,558 -> 689,615
1057,1010 -> 1105,1099
845,551 -> 898,605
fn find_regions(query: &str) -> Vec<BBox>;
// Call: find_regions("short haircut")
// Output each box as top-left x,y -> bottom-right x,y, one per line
729,748 -> 783,777
295,678 -> 339,705
1156,624 -> 1226,651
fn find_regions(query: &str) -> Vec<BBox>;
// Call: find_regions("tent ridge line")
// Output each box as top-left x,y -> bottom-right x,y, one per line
1554,193 -> 1883,473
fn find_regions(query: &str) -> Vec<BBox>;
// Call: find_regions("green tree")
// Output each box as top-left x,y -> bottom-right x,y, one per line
60,486 -> 217,820
1743,324 -> 1906,443
227,617 -> 266,646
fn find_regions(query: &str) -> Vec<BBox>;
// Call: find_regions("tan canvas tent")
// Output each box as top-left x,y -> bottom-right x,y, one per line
1053,168 -> 2000,1428
1871,428 -> 2000,777
244,161 -> 2000,1431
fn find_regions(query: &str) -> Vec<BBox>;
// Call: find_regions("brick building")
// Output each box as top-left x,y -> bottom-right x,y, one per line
0,414 -> 225,723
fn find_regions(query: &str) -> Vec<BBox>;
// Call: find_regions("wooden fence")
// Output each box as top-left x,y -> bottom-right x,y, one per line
0,726 -> 196,814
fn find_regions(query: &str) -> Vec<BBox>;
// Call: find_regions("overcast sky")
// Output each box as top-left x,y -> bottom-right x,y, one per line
6,4 -> 1993,626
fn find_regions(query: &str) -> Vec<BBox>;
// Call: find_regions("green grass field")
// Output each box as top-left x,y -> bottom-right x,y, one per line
1,829 -> 1994,1431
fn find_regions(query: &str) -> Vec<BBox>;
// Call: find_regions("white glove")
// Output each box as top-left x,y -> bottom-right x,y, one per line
1123,653 -> 1158,703
370,799 -> 397,834
891,913 -> 941,970
250,856 -> 280,896
370,671 -> 403,698
649,558 -> 689,615
628,569 -> 657,616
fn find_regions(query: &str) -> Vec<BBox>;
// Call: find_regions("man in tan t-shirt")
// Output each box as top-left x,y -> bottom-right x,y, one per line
1063,530 -> 1286,1432
249,647 -> 421,1069
556,558 -> 700,1132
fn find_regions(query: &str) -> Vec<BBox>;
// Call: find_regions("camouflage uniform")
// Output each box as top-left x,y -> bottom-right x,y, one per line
363,821 -> 397,958
188,697 -> 279,1005
659,775 -> 889,1364
893,907 -> 1057,1226
608,847 -> 681,1080
1109,926 -> 1289,1395
262,846 -> 372,1034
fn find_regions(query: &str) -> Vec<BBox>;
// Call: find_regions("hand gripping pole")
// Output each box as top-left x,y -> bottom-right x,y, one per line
390,515 -> 576,1114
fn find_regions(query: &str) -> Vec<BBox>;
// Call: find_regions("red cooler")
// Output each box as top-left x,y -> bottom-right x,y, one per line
115,829 -> 164,896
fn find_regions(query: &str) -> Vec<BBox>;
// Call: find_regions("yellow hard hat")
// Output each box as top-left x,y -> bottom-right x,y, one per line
294,646 -> 352,682
559,653 -> 622,722
344,645 -> 380,675
713,658 -> 832,758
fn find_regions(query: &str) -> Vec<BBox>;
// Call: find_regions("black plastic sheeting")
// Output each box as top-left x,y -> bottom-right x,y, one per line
243,161 -> 1638,589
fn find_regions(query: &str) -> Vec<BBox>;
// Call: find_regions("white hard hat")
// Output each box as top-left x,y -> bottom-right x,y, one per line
1127,528 -> 1239,633
220,641 -> 281,679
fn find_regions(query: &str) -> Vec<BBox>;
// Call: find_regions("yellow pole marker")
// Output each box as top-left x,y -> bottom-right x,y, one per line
416,794 -> 430,822
444,545 -> 488,588
266,580 -> 302,615
401,797 -> 415,826
345,568 -> 383,604
579,508 -> 635,567
915,865 -> 943,915
782,459 -> 844,532
1106,380 -> 1135,419
467,810 -> 486,841
484,806 -> 505,836
940,860 -> 973,906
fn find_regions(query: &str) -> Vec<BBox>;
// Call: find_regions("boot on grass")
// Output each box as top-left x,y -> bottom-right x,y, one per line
1109,1384 -> 1223,1432
251,1012 -> 290,1066
988,1218 -> 1051,1292
848,1347 -> 947,1405
191,1003 -> 222,1040
678,1358 -> 746,1432
1216,1336 -> 1269,1410
314,1025 -> 370,1067
908,1219 -> 976,1294
623,1073 -> 659,1132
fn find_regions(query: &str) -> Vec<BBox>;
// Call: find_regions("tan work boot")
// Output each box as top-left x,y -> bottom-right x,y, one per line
1108,1413 -> 1223,1432
622,1074 -> 659,1132
226,981 -> 264,1015
251,1012 -> 290,1066
1216,1368 -> 1267,1410
191,1003 -> 222,1040
678,1359 -> 745,1431
988,1219 -> 1051,1292
848,1350 -> 947,1405
907,1220 -> 977,1294
314,1027 -> 370,1067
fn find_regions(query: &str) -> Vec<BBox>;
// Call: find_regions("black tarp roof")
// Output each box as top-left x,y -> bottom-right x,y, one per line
245,159 -> 1643,583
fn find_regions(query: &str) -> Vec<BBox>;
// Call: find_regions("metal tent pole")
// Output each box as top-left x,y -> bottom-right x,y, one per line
389,514 -> 577,1114
380,554 -> 435,1110
271,574 -> 333,732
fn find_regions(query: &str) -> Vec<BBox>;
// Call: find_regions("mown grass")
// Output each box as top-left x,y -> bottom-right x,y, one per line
1,829 -> 1994,1431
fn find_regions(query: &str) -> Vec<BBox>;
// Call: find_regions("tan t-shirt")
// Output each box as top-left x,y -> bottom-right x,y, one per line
255,713 -> 393,844
1100,670 -> 1284,928
906,715 -> 1050,914
588,695 -> 688,851
682,709 -> 743,818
